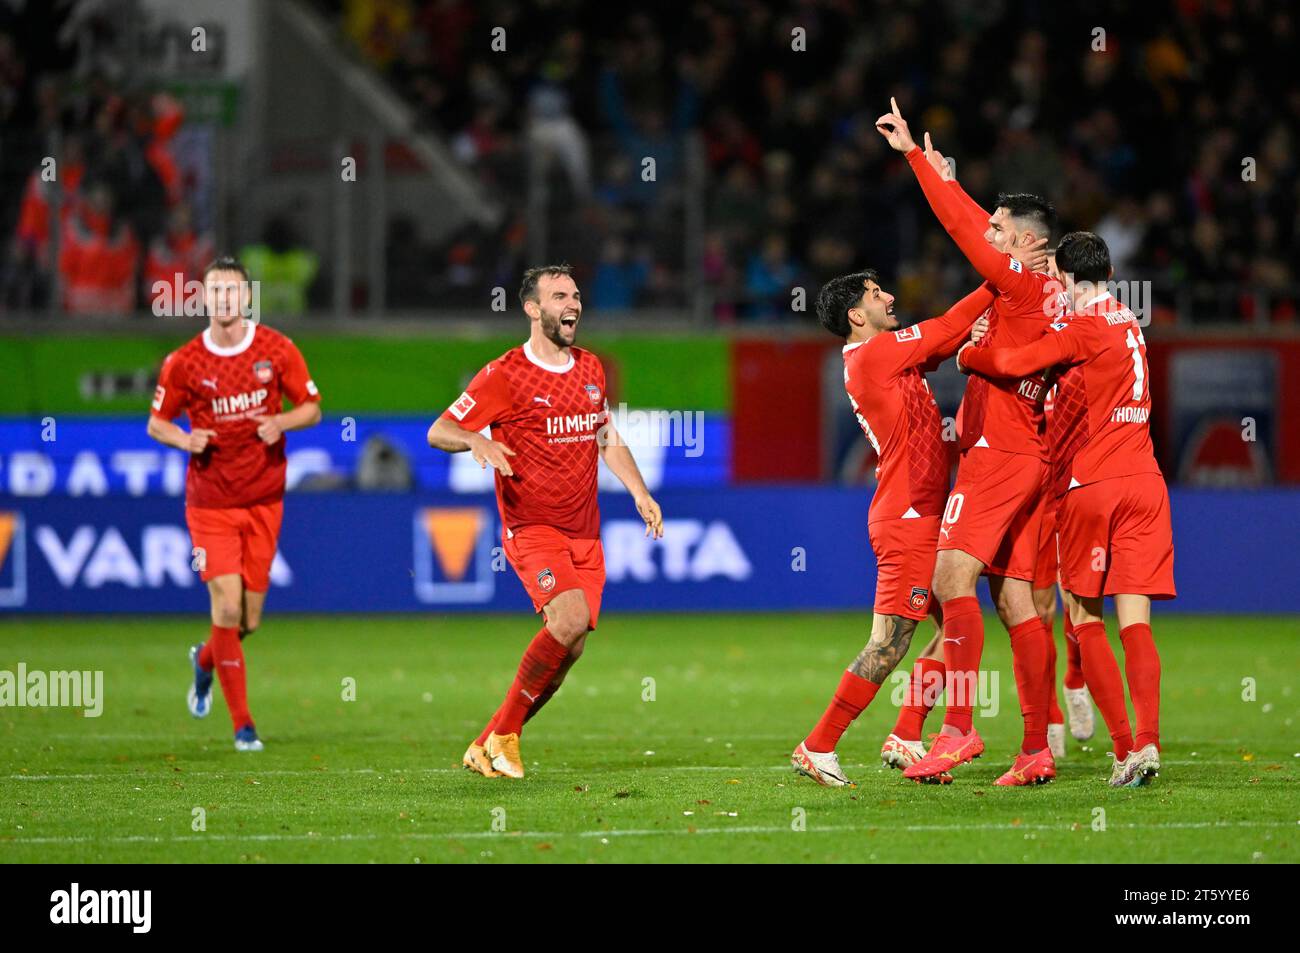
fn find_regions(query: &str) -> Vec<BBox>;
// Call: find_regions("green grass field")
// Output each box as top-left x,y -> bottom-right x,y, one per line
1,613 -> 1297,863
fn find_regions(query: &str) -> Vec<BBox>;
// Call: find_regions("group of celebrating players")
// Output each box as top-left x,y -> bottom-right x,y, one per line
148,97 -> 1172,791
792,100 -> 1174,789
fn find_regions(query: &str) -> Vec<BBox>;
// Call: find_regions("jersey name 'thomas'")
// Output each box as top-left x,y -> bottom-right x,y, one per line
151,323 -> 320,509
962,292 -> 1163,499
443,342 -> 609,539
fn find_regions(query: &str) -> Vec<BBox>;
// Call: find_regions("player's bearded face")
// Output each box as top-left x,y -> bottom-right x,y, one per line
537,286 -> 582,347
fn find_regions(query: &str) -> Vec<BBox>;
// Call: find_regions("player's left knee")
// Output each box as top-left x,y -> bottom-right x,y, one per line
547,604 -> 590,644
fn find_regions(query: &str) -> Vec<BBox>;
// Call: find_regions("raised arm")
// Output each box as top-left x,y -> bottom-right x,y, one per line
921,131 -> 989,235
876,103 -> 1023,289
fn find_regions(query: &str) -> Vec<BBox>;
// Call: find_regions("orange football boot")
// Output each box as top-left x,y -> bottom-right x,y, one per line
993,747 -> 1056,786
902,728 -> 985,780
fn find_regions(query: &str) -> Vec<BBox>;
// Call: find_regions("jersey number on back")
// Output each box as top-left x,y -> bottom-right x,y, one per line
1124,328 -> 1146,401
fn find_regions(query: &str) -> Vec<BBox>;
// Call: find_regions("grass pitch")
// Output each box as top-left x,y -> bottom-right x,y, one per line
1,613 -> 1297,863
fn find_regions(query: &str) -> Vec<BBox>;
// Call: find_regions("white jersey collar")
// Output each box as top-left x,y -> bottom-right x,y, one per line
1079,290 -> 1113,311
203,321 -> 257,356
523,340 -> 574,373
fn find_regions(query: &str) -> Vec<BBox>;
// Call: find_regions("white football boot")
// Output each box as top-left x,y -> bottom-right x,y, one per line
1047,723 -> 1067,760
791,741 -> 853,787
880,733 -> 926,771
1064,685 -> 1095,740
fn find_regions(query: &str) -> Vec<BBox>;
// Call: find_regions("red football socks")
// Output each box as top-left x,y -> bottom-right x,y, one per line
475,655 -> 571,746
1063,615 -> 1085,690
198,640 -> 214,671
1045,622 -> 1065,724
805,669 -> 880,752
208,623 -> 251,730
893,656 -> 945,741
493,627 -> 569,736
939,596 -> 983,734
1008,616 -> 1051,753
1120,623 -> 1161,751
1074,621 -> 1133,759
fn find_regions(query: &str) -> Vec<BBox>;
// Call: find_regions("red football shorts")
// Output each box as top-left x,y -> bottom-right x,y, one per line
504,524 -> 605,630
1033,498 -> 1060,590
185,500 -> 284,593
938,447 -> 1049,581
1057,472 -> 1176,600
869,515 -> 940,621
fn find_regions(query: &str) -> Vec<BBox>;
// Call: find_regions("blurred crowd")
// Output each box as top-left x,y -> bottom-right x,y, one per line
339,0 -> 1299,323
3,1 -> 1295,322
0,2 -> 320,317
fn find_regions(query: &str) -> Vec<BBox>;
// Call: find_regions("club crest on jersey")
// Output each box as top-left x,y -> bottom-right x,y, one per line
537,568 -> 556,593
253,360 -> 273,384
894,325 -> 922,342
909,586 -> 930,611
585,383 -> 602,404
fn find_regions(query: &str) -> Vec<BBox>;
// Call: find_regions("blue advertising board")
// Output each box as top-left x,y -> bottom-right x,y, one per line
0,413 -> 729,497
0,488 -> 1295,615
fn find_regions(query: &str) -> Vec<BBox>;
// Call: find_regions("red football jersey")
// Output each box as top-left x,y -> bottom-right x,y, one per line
151,322 -> 320,508
443,342 -> 608,539
843,284 -> 995,522
906,148 -> 1064,459
961,292 -> 1163,499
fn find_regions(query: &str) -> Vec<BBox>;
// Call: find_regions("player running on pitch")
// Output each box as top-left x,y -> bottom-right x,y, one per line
877,99 -> 1063,785
958,231 -> 1173,787
791,262 -> 1044,787
429,264 -> 663,780
148,256 -> 322,751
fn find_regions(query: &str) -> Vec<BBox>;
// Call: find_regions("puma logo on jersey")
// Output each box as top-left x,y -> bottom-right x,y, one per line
939,527 -> 951,538
533,395 -> 553,407
201,378 -> 218,390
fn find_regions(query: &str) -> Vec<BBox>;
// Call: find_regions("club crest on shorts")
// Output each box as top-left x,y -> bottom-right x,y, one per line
909,586 -> 930,611
585,383 -> 601,404
253,360 -> 273,384
537,568 -> 556,593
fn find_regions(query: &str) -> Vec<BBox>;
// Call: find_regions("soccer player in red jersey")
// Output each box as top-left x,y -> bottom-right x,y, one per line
959,231 -> 1174,787
428,264 -> 663,779
1033,249 -> 1096,752
147,256 -> 322,751
790,269 -> 1003,787
876,101 -> 1064,785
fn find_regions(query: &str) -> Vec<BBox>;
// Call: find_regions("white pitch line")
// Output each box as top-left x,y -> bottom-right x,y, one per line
2,819 -> 1294,847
